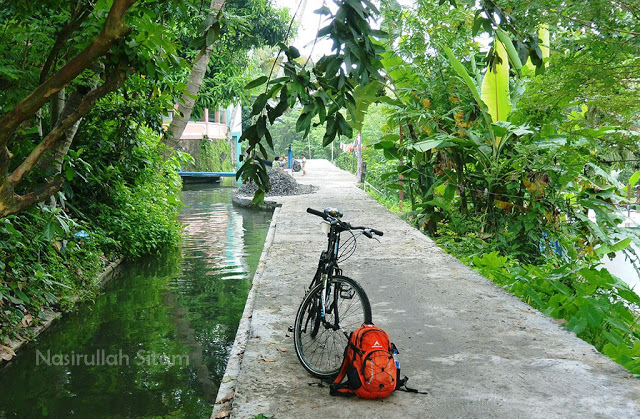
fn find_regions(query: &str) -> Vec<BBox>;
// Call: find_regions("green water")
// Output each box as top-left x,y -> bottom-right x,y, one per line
0,185 -> 272,417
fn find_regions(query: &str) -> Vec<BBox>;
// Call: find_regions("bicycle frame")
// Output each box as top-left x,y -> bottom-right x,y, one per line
308,221 -> 346,325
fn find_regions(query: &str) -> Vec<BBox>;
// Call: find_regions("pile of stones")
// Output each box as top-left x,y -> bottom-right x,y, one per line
236,168 -> 316,197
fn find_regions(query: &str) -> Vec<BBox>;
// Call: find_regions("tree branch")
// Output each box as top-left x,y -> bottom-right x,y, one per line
553,11 -> 640,36
16,178 -> 65,211
39,4 -> 94,84
8,67 -> 128,186
0,0 -> 138,149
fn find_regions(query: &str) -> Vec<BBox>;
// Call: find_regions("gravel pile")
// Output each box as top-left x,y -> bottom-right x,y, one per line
236,169 -> 316,197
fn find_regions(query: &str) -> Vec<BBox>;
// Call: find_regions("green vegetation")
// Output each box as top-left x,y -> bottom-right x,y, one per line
0,0 -> 288,344
360,1 -> 639,376
193,138 -> 234,173
240,0 -> 640,376
0,0 -> 638,381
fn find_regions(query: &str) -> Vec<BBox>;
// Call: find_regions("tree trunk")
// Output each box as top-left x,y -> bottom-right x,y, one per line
455,149 -> 468,215
0,0 -> 136,218
37,90 -> 84,177
50,88 -> 66,129
163,0 -> 226,152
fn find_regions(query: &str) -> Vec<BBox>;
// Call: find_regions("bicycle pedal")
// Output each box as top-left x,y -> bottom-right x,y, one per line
287,325 -> 294,333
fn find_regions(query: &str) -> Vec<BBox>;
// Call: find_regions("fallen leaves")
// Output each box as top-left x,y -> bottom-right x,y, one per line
214,409 -> 231,419
216,391 -> 234,404
21,314 -> 33,328
0,345 -> 16,361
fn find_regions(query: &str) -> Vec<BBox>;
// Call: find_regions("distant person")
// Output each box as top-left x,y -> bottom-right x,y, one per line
301,154 -> 307,176
273,156 -> 280,169
280,156 -> 287,170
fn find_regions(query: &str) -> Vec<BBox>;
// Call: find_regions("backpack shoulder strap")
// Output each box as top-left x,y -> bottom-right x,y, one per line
329,382 -> 356,397
396,376 -> 429,395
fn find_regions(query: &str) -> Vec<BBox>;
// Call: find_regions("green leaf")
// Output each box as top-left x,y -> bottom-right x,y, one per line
567,316 -> 588,334
412,139 -> 455,152
385,183 -> 405,191
602,329 -> 624,346
495,28 -> 523,71
582,304 -> 604,327
43,221 -> 58,241
245,76 -> 268,90
252,188 -> 265,205
7,294 -> 23,305
481,39 -> 511,123
314,6 -> 331,15
14,290 -> 30,304
336,113 -> 353,138
268,99 -> 288,124
373,134 -> 400,144
286,46 -> 300,59
251,93 -> 268,117
628,171 -> 640,188
443,47 -> 485,110
205,27 -> 218,47
605,316 -> 630,332
610,238 -> 631,253
65,167 -> 75,181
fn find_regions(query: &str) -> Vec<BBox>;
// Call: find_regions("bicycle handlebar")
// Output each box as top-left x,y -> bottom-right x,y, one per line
306,207 -> 327,219
307,207 -> 383,237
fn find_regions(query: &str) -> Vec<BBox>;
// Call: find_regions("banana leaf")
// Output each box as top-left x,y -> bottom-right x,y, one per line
481,39 -> 511,123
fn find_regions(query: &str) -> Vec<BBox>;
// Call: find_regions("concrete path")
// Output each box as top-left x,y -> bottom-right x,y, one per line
213,159 -> 640,419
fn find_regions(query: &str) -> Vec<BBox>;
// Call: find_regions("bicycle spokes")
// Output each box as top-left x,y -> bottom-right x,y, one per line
294,277 -> 371,378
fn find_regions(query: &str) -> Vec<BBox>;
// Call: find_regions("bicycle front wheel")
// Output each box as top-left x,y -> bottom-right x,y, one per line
293,275 -> 372,379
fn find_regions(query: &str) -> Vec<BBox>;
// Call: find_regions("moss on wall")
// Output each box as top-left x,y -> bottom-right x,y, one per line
185,138 -> 234,172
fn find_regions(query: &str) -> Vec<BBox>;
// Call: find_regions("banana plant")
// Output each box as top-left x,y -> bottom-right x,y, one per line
443,36 -> 514,160
524,24 -> 550,74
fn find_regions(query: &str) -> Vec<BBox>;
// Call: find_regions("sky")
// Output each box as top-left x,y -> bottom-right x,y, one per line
272,0 -> 336,59
272,1 -> 421,59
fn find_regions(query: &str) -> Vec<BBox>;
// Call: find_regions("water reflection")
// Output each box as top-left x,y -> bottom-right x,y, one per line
0,185 -> 272,417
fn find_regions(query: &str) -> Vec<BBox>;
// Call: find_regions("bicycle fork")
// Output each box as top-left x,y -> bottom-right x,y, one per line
319,275 -> 342,331
320,273 -> 328,319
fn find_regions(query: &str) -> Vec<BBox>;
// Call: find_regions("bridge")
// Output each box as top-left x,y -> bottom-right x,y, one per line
178,171 -> 236,183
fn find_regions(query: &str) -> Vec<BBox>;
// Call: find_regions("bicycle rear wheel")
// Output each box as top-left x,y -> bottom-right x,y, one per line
293,275 -> 372,379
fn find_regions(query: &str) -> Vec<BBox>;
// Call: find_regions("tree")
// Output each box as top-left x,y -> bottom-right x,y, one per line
164,0 -> 226,150
0,0 -> 138,217
164,0 -> 290,149
0,0 -> 290,217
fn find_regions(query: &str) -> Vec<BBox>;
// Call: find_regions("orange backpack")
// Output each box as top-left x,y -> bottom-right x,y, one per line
330,324 -> 399,399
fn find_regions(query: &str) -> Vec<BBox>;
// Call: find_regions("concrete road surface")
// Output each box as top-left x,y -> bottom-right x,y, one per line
213,159 -> 640,419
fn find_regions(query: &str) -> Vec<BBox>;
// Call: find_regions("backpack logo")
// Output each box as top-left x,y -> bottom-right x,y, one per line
372,341 -> 383,349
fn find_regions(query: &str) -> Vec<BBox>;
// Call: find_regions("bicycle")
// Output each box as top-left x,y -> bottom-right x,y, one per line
292,207 -> 383,379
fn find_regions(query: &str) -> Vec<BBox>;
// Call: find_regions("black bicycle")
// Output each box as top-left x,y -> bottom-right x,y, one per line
293,207 -> 383,379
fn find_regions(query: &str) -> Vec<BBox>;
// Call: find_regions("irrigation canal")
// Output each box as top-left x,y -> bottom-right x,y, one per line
0,183 -> 272,417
